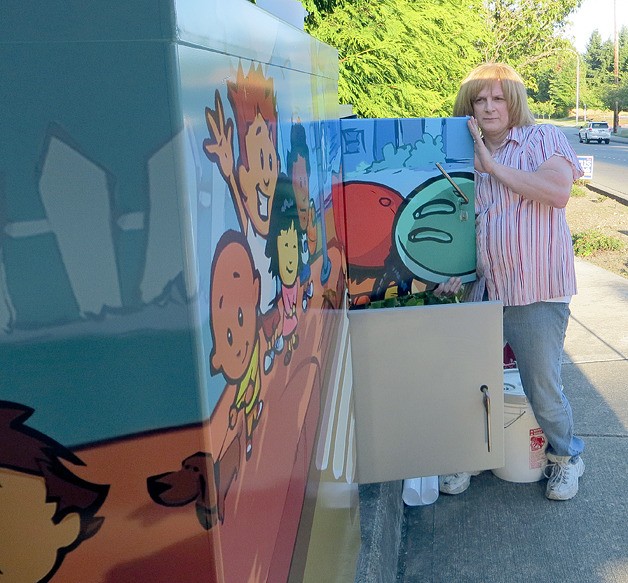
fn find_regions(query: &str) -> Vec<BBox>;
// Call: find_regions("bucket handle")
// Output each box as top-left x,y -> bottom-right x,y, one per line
504,410 -> 526,429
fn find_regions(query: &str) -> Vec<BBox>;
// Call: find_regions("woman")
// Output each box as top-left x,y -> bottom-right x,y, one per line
437,63 -> 585,501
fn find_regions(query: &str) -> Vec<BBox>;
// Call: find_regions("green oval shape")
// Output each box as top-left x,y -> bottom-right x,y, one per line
394,172 -> 475,284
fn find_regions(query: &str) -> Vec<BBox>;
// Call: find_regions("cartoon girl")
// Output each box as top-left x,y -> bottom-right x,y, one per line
265,174 -> 303,367
287,122 -> 315,312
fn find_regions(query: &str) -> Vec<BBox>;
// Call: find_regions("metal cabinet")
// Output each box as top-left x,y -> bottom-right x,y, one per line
348,301 -> 504,484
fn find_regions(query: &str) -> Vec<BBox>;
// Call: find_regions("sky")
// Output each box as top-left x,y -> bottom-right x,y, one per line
566,0 -> 628,53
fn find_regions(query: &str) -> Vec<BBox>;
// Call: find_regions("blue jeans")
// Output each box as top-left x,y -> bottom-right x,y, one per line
503,302 -> 584,458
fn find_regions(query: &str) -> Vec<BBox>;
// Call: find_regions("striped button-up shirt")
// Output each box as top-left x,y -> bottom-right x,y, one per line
465,124 -> 584,306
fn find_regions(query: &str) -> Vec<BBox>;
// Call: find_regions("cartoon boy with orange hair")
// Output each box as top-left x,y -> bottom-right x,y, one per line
204,62 -> 281,374
0,400 -> 109,583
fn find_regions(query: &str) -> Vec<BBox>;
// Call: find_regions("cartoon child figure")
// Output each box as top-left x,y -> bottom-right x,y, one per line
209,230 -> 264,460
266,175 -> 303,367
286,122 -> 316,312
203,62 -> 281,374
0,400 -> 109,583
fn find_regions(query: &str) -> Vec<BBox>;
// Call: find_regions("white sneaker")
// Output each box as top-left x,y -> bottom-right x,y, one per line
439,472 -> 472,495
545,453 -> 585,501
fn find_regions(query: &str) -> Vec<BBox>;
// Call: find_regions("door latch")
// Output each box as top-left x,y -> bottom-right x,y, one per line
480,384 -> 491,452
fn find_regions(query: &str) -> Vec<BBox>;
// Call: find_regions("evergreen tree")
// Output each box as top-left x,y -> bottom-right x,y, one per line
304,0 -> 489,118
253,0 -> 593,119
481,0 -> 581,76
584,30 -> 604,72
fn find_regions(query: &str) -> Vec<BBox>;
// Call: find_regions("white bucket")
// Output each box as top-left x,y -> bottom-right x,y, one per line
492,369 -> 548,483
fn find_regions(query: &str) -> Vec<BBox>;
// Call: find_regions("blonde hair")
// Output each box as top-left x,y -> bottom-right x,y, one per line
453,63 -> 535,128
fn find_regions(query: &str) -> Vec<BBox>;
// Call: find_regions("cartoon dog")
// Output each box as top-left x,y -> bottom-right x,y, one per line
147,433 -> 241,530
0,400 -> 110,583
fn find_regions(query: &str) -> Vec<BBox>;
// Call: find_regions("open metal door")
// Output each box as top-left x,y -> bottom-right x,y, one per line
348,301 -> 504,484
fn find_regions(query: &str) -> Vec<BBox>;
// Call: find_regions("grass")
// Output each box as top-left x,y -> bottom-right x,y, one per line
572,229 -> 624,257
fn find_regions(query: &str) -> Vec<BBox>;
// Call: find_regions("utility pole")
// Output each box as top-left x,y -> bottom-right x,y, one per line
614,0 -> 619,132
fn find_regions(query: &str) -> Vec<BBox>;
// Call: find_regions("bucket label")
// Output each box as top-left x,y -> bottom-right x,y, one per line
529,427 -> 547,469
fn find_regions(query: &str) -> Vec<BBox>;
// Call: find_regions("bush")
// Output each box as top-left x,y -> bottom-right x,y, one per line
571,182 -> 588,198
572,229 -> 624,257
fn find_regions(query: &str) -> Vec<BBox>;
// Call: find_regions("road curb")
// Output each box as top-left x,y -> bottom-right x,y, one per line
586,182 -> 628,206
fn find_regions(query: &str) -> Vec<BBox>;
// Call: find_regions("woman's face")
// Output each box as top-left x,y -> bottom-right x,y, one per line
472,80 -> 510,140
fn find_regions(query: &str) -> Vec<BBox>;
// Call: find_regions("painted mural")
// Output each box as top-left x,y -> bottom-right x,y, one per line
0,2 -> 485,581
0,2 -> 357,583
0,401 -> 110,583
337,117 -> 476,306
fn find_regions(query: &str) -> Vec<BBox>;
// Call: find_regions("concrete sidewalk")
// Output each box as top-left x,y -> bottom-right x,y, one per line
396,258 -> 628,583
356,258 -> 628,583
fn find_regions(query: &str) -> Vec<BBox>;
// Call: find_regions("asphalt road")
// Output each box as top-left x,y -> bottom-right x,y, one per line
557,125 -> 628,197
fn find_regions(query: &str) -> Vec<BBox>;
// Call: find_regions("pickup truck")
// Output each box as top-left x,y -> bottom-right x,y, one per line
578,121 -> 611,144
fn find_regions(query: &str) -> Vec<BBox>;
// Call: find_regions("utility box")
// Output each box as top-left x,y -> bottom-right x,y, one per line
0,2 -> 358,582
335,116 -> 505,484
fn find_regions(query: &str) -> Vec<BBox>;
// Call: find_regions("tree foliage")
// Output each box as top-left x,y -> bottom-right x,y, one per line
255,0 -> 628,120
302,0 -> 591,117
477,0 -> 583,110
304,0 -> 489,118
480,0 -> 581,71
581,25 -> 628,112
603,85 -> 628,112
584,30 -> 607,72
